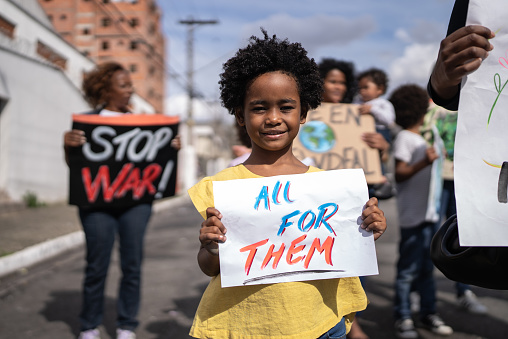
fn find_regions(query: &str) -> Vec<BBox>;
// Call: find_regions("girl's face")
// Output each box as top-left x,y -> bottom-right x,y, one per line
358,77 -> 383,102
106,70 -> 134,112
322,69 -> 347,103
236,71 -> 305,154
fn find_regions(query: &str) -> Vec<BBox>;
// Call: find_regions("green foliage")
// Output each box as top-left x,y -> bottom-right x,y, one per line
22,191 -> 45,208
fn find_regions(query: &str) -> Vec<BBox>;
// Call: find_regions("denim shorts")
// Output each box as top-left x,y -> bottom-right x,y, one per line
317,317 -> 346,339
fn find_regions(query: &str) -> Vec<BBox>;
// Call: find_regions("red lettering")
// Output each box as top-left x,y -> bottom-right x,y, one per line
134,164 -> 161,198
115,167 -> 141,199
286,235 -> 307,265
303,236 -> 334,269
81,162 -> 163,203
82,163 -> 133,203
240,239 -> 269,275
261,243 -> 285,270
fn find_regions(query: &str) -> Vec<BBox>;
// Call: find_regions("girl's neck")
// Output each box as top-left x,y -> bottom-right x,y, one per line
243,146 -> 308,177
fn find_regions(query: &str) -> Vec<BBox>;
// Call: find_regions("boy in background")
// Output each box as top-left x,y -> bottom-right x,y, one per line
391,84 -> 453,338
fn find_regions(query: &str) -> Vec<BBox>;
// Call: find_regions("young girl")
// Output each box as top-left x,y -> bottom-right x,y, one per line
188,31 -> 387,339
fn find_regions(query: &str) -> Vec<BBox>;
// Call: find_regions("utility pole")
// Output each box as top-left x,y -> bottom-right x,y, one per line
178,18 -> 218,146
178,18 -> 218,190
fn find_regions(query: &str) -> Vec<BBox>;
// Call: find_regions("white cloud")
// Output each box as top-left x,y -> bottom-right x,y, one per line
241,13 -> 376,53
388,42 -> 440,93
395,28 -> 412,43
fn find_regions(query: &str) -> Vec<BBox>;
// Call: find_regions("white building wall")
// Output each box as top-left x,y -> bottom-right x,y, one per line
0,49 -> 89,202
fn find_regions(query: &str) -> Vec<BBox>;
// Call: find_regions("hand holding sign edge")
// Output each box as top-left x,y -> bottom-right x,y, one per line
198,207 -> 227,276
361,197 -> 386,240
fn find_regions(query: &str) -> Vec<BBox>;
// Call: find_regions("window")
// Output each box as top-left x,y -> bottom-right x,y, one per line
0,14 -> 16,39
129,18 -> 139,27
103,0 -> 110,3
37,40 -> 67,69
102,41 -> 109,50
60,14 -> 67,20
130,64 -> 137,73
130,40 -> 137,50
101,18 -> 111,27
83,27 -> 90,35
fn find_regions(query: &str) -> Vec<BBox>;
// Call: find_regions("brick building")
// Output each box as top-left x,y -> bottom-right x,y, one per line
38,0 -> 166,113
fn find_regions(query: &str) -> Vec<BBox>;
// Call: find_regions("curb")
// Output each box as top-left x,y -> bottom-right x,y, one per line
0,194 -> 188,279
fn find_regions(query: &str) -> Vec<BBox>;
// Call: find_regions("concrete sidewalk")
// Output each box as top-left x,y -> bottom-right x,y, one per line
0,195 -> 187,279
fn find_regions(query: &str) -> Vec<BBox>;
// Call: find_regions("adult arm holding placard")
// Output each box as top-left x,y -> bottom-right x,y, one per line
428,0 -> 495,109
427,0 -> 508,292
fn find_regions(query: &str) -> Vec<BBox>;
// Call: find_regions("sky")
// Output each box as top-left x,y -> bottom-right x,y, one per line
158,0 -> 456,120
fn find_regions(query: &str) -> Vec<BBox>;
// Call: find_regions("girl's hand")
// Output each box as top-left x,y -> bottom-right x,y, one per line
199,207 -> 227,255
64,129 -> 86,148
361,197 -> 386,241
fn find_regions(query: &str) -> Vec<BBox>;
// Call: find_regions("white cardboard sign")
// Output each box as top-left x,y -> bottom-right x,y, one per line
455,0 -> 508,245
213,169 -> 379,288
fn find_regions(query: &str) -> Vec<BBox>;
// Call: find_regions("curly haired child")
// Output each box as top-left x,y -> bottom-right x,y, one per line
187,30 -> 387,339
391,84 -> 453,338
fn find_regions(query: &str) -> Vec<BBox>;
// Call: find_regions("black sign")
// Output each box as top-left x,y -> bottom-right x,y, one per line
68,114 -> 179,207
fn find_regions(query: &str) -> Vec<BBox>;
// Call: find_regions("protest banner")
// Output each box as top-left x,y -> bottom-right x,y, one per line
455,0 -> 508,245
68,114 -> 179,207
213,169 -> 378,288
292,103 -> 384,184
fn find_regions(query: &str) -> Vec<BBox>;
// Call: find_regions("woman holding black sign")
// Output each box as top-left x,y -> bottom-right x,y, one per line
64,62 -> 179,339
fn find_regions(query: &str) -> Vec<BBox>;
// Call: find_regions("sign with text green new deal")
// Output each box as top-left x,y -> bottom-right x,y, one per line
68,114 -> 179,207
214,169 -> 379,288
293,103 -> 384,184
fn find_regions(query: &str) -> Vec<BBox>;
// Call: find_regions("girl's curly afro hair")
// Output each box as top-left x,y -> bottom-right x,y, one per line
389,84 -> 429,129
219,29 -> 323,118
318,58 -> 356,103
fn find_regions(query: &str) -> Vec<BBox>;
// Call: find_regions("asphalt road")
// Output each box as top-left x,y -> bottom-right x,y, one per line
0,197 -> 507,339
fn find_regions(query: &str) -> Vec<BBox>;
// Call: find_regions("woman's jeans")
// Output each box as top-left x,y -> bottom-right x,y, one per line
317,317 -> 346,339
394,222 -> 437,320
78,203 -> 152,331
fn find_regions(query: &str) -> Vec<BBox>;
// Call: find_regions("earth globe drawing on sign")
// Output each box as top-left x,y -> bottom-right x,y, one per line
299,121 -> 336,153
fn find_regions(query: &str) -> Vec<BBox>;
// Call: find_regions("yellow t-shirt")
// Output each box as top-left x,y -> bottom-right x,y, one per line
188,165 -> 367,339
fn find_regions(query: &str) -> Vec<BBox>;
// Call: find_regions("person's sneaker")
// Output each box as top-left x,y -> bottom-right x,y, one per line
116,329 -> 136,339
410,291 -> 420,313
421,314 -> 453,336
394,318 -> 418,339
78,328 -> 100,339
458,290 -> 488,314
